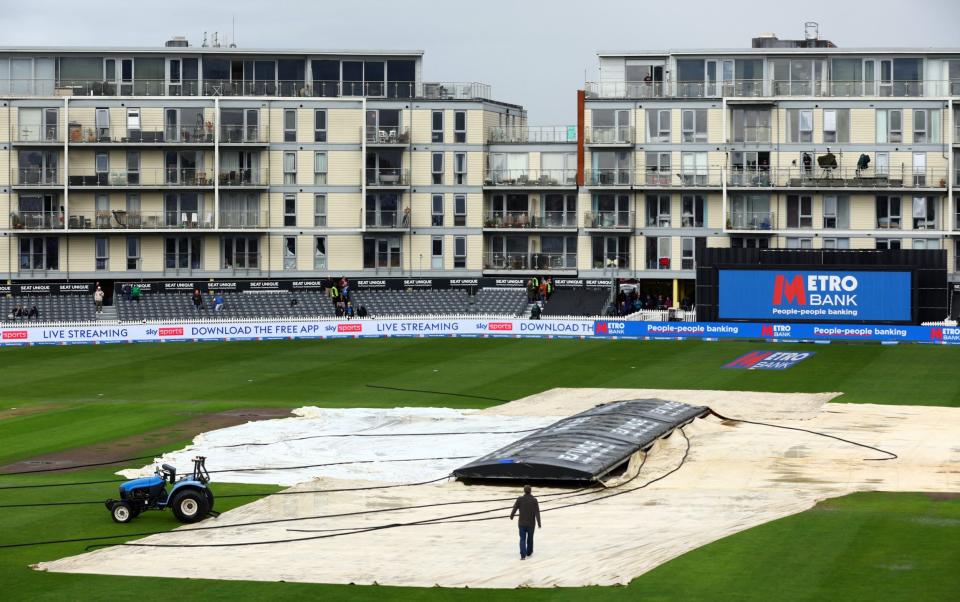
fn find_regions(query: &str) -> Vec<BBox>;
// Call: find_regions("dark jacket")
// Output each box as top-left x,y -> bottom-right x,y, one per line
511,493 -> 541,528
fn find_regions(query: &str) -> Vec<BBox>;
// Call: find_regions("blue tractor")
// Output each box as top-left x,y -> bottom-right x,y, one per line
105,456 -> 215,524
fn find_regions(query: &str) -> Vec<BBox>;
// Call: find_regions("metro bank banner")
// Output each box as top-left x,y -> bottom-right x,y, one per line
718,269 -> 912,322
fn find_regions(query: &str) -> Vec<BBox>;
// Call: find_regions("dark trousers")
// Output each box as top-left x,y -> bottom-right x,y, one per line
518,525 -> 535,558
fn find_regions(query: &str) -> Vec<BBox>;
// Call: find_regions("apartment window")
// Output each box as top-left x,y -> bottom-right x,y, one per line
95,236 -> 109,270
126,151 -> 140,185
876,151 -> 890,176
314,237 -> 327,270
221,108 -> 259,143
786,194 -> 813,228
454,111 -> 466,143
432,152 -> 443,184
126,236 -> 140,270
822,196 -> 850,229
913,109 -> 928,143
314,194 -> 327,227
283,236 -> 297,270
681,195 -> 704,227
876,109 -> 902,143
787,109 -> 813,143
18,107 -> 58,142
912,196 -> 937,230
681,152 -> 708,185
822,238 -> 850,249
730,236 -> 770,249
645,236 -> 672,270
432,194 -> 444,226
222,236 -> 259,269
731,109 -> 770,143
823,109 -> 849,143
594,235 -> 630,269
95,108 -> 109,140
646,194 -> 671,227
785,237 -> 813,249
164,236 -> 201,270
163,192 -> 201,227
681,109 -> 707,142
19,237 -> 59,271
432,110 -> 444,142
95,151 -> 109,185
454,194 -> 466,226
284,193 -> 297,227
913,152 -> 927,186
646,109 -> 670,142
314,109 -> 327,142
284,109 -> 296,142
314,151 -> 328,185
876,195 -> 902,229
592,109 -> 630,143
645,151 -> 672,184
913,238 -> 939,250
125,108 -> 140,136
681,237 -> 696,270
876,239 -> 901,250
431,236 -> 444,269
454,152 -> 467,185
454,236 -> 466,268
283,151 -> 296,184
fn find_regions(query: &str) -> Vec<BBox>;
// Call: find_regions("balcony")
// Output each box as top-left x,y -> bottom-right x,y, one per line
483,252 -> 577,272
645,257 -> 673,270
641,169 -> 723,188
66,168 -> 215,188
68,211 -> 215,230
17,78 -> 491,100
67,125 -> 214,145
364,125 -> 410,145
584,79 -> 960,99
219,125 -> 266,144
10,211 -> 63,230
219,210 -> 268,229
727,211 -> 776,231
584,169 -> 632,187
728,126 -> 772,144
484,169 -> 577,188
12,126 -> 61,144
365,168 -> 410,188
218,168 -> 268,187
781,167 -> 948,190
14,168 -> 61,187
584,211 -> 634,230
592,254 -> 630,270
487,126 -> 577,144
366,210 -> 406,229
482,211 -> 577,229
584,126 -> 634,146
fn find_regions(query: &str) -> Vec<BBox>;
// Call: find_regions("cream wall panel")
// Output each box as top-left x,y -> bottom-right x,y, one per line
848,194 -> 876,230
67,236 -> 93,272
670,108 -> 681,144
577,235 -> 592,269
707,236 -> 729,248
108,236 -> 127,272
411,109 -> 432,144
850,108 -> 874,143
327,150 -> 361,186
202,235 -> 220,271
466,192 -> 483,228
328,192 -> 361,228
466,234 -> 484,271
706,194 -> 723,228
410,192 -> 434,228
328,108 -> 361,144
0,107 -> 11,141
466,152 -> 484,187
467,110 -> 484,145
327,235 -> 363,271
140,236 -> 163,272
707,108 -> 722,143
633,108 -> 645,142
410,150 -> 432,186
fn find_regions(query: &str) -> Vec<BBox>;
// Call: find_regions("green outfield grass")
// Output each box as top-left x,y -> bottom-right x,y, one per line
0,338 -> 958,601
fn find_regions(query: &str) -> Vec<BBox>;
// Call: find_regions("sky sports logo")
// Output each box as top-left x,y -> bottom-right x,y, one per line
723,350 -> 814,370
336,323 -> 362,333
158,327 -> 184,337
1,330 -> 28,340
773,274 -> 859,307
486,322 -> 513,331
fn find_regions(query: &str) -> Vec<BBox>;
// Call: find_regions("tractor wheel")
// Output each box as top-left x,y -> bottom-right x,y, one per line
204,488 -> 215,512
111,501 -> 134,523
170,490 -> 209,523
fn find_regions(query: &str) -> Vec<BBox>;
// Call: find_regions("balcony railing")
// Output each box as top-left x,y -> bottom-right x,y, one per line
220,125 -> 264,143
729,126 -> 772,144
727,211 -> 776,231
219,211 -> 268,228
69,211 -> 215,230
487,126 -> 577,144
585,79 -> 960,99
584,126 -> 634,145
13,126 -> 61,143
780,166 -> 948,189
482,211 -> 577,229
646,257 -> 672,270
218,168 -> 268,187
593,254 -> 630,270
66,125 -> 214,144
484,169 -> 577,187
10,211 -> 63,229
584,210 -> 634,229
10,78 -> 491,100
67,168 -> 214,187
365,168 -> 410,187
364,125 -> 410,145
483,252 -> 577,271
14,168 -> 60,186
366,210 -> 405,229
585,169 -> 633,187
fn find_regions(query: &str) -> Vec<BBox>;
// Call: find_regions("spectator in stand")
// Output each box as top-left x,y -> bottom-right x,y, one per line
121,283 -> 131,301
192,288 -> 204,312
530,303 -> 541,320
329,282 -> 340,306
94,285 -> 104,314
526,278 -> 537,304
346,302 -> 354,318
341,277 -> 350,301
335,300 -> 345,317
131,284 -> 141,303
357,305 -> 368,318
213,292 -> 224,312
546,277 -> 554,299
538,280 -> 548,304
11,304 -> 24,319
27,305 -> 38,320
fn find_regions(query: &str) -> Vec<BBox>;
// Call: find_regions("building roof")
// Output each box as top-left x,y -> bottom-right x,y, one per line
0,46 -> 424,57
598,47 -> 960,58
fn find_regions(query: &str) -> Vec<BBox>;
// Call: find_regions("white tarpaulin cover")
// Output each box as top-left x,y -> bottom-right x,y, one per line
39,388 -> 960,589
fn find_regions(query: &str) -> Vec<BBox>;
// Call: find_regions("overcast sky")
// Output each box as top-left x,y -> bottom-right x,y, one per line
2,0 -> 958,123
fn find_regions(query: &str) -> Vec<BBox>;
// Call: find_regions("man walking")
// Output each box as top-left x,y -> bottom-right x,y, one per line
93,285 -> 104,314
510,485 -> 541,560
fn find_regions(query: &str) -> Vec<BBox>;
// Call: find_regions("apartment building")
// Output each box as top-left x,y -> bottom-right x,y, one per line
581,34 -> 958,299
0,43 -> 525,282
1,35 -> 958,299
